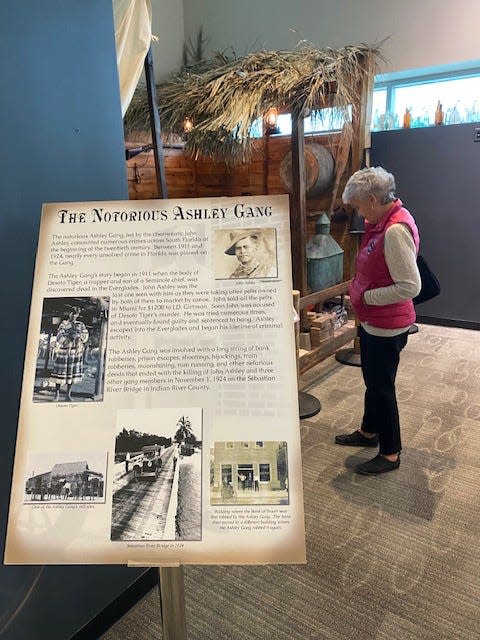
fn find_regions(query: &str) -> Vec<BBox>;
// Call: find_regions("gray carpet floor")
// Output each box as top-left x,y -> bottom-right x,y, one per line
102,324 -> 480,640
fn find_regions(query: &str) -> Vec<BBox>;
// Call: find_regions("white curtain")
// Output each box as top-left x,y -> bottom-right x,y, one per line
113,0 -> 152,116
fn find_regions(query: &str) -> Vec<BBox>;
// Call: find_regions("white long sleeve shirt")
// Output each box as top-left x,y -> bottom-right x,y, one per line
362,223 -> 421,336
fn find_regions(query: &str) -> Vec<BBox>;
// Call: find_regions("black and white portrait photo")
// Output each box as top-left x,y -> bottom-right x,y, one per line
33,296 -> 109,403
111,407 -> 203,542
214,228 -> 278,279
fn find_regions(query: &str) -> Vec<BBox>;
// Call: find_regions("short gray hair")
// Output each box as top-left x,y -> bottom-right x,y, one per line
342,166 -> 396,205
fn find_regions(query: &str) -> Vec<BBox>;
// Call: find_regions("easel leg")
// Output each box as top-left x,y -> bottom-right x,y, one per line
158,566 -> 187,639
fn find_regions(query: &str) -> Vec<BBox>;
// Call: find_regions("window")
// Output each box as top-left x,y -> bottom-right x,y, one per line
273,106 -> 352,136
255,441 -> 264,448
372,63 -> 480,131
259,463 -> 271,482
221,464 -> 232,484
251,105 -> 352,138
306,106 -> 352,133
238,464 -> 254,489
371,88 -> 387,122
249,118 -> 263,138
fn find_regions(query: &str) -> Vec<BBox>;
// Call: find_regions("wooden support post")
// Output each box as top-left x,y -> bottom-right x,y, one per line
158,566 -> 187,640
289,110 -> 307,296
144,46 -> 168,199
263,134 -> 270,195
351,52 -> 375,172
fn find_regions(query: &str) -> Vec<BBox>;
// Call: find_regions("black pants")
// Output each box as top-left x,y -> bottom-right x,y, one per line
359,325 -> 409,455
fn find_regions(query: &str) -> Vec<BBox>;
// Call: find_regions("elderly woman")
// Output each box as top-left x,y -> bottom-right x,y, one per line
335,167 -> 421,475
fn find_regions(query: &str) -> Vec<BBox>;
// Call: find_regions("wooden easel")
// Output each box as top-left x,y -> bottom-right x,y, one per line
129,562 -> 187,639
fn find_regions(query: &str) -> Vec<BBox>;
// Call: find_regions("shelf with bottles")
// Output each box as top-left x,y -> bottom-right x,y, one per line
372,99 -> 480,132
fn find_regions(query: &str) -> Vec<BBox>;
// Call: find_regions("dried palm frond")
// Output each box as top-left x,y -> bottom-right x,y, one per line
183,26 -> 208,67
124,42 -> 384,161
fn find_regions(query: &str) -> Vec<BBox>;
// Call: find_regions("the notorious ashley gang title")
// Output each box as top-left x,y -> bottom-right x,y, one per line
57,203 -> 273,224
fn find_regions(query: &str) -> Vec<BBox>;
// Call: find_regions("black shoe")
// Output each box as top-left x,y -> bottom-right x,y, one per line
334,430 -> 378,447
355,454 -> 400,475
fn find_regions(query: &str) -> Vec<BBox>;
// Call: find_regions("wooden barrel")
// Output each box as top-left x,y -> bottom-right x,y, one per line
279,143 -> 335,198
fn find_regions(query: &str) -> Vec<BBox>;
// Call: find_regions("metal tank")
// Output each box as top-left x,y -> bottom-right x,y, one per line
306,212 -> 344,291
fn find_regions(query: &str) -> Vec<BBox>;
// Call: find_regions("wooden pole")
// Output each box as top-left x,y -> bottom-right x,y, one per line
144,46 -> 168,199
289,110 -> 307,296
158,566 -> 187,640
351,52 -> 374,172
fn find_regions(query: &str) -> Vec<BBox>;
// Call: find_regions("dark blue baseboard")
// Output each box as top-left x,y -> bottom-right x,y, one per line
416,316 -> 480,331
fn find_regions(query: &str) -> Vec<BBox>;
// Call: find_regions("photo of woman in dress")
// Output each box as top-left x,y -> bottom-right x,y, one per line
51,306 -> 89,401
33,296 -> 109,403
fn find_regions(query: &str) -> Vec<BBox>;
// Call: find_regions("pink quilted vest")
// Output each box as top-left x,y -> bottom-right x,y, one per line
350,199 -> 420,329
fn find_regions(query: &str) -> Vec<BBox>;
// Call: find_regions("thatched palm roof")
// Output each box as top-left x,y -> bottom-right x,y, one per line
125,43 -> 382,161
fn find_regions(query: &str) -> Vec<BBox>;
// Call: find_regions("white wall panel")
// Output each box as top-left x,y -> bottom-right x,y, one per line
180,0 -> 480,74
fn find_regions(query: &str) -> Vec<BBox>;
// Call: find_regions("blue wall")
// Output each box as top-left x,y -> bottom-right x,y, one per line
371,123 -> 480,329
0,2 -> 145,638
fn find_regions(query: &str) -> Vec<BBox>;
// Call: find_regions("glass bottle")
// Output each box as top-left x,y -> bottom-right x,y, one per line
434,100 -> 444,125
450,103 -> 461,124
403,108 -> 411,128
